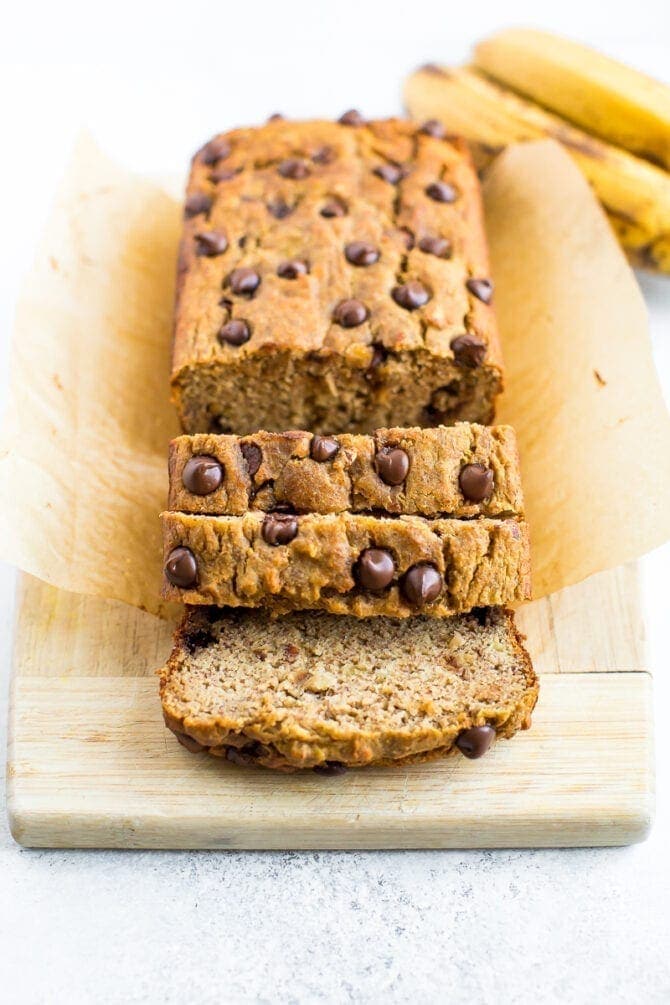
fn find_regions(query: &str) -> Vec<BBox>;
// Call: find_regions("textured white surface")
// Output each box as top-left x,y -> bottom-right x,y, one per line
1,1 -> 670,1001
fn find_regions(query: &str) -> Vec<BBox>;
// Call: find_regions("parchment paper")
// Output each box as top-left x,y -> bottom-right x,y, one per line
0,136 -> 669,614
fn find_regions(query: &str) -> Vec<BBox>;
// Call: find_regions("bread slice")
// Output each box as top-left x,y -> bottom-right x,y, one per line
167,423 -> 524,519
160,607 -> 538,771
161,511 -> 531,616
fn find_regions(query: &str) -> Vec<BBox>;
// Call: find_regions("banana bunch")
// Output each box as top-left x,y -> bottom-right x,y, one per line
404,30 -> 670,274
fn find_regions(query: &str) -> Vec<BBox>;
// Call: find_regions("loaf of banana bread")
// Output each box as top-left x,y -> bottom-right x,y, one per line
168,422 -> 523,518
160,606 -> 538,771
172,115 -> 503,435
161,511 -> 530,616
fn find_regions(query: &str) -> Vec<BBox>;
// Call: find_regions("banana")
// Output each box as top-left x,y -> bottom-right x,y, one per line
404,65 -> 670,273
473,28 -> 670,171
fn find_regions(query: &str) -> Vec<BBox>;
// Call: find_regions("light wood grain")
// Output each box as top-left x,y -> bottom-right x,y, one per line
6,569 -> 654,849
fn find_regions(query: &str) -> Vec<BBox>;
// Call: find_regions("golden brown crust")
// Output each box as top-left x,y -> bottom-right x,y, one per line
168,422 -> 524,518
161,511 -> 531,616
172,118 -> 503,434
159,607 -> 538,770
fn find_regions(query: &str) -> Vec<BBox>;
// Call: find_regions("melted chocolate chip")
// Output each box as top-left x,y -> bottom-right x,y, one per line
278,158 -> 310,179
277,259 -> 309,279
165,546 -> 198,588
333,299 -> 369,327
425,181 -> 457,203
392,281 -> 431,310
312,145 -> 335,164
240,442 -> 262,476
459,464 -> 494,502
226,743 -> 263,767
210,166 -> 238,183
365,343 -> 388,379
262,513 -> 299,546
345,241 -> 380,267
267,198 -> 294,219
376,447 -> 410,486
320,198 -> 347,218
267,112 -> 284,122
338,109 -> 365,126
311,435 -> 340,462
183,626 -> 214,654
184,192 -> 212,218
398,228 -> 415,250
313,762 -> 348,776
374,164 -> 406,185
455,725 -> 495,759
228,267 -> 261,296
218,319 -> 251,347
356,548 -> 395,591
420,119 -> 447,139
183,455 -> 224,495
194,231 -> 228,256
401,563 -> 443,606
466,278 -> 494,304
198,137 -> 231,165
418,235 -> 452,258
450,334 -> 487,368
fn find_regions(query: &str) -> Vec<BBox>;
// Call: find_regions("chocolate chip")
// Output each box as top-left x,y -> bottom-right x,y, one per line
183,455 -> 224,495
345,241 -> 380,267
278,158 -> 310,179
197,137 -> 231,165
184,192 -> 212,218
183,626 -> 214,654
310,435 -> 340,462
226,743 -> 262,767
401,563 -> 443,606
376,447 -> 410,486
267,112 -> 284,122
374,164 -> 405,184
466,278 -> 494,304
392,281 -> 431,310
277,259 -> 309,279
240,442 -> 262,476
398,228 -> 415,250
459,464 -> 494,502
420,119 -> 447,139
356,548 -> 395,591
320,198 -> 347,218
365,343 -> 388,379
338,109 -> 365,126
312,145 -> 335,164
175,732 -> 206,753
455,725 -> 495,759
262,513 -> 299,546
426,181 -> 457,203
218,319 -> 251,347
194,231 -> 228,256
333,299 -> 369,327
228,267 -> 261,296
210,167 -> 238,183
419,235 -> 452,258
450,334 -> 487,368
165,546 -> 198,588
267,198 -> 294,219
313,762 -> 348,776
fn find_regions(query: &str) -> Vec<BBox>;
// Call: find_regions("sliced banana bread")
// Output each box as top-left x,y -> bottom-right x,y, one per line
160,606 -> 538,771
161,511 -> 530,616
168,422 -> 524,518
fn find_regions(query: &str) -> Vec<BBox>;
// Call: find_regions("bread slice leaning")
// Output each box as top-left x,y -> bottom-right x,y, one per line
159,607 -> 538,772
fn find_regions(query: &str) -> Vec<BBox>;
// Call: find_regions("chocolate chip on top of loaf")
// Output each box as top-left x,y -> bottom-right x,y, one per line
172,116 -> 502,435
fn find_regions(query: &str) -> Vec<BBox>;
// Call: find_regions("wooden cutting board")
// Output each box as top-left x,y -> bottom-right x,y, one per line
6,566 -> 653,849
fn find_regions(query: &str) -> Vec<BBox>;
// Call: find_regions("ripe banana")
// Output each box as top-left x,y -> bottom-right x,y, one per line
473,28 -> 670,171
404,65 -> 670,273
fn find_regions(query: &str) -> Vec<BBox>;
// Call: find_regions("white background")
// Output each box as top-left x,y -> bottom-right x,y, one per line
1,1 -> 670,1002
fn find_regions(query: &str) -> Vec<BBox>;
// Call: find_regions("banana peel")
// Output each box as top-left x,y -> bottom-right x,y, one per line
404,64 -> 670,273
473,28 -> 670,172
